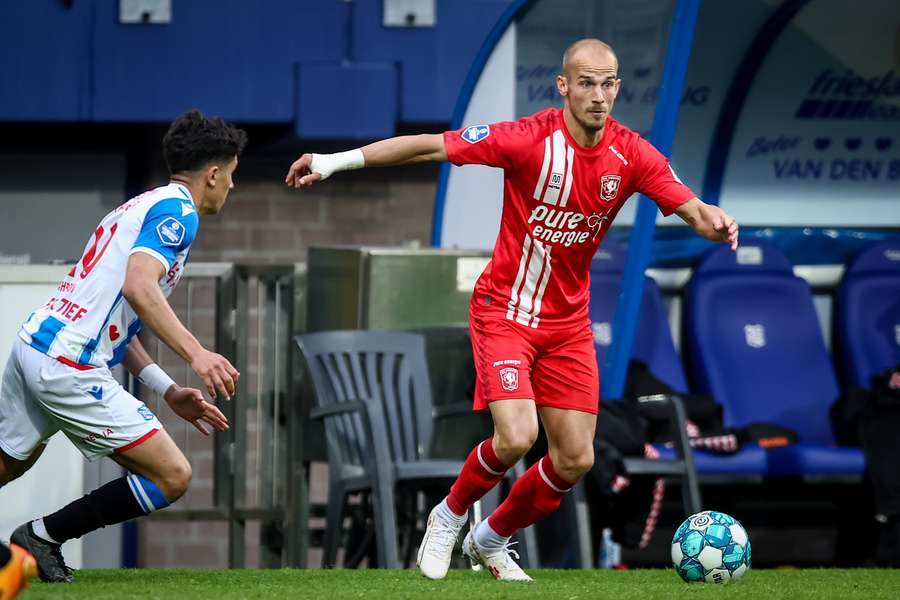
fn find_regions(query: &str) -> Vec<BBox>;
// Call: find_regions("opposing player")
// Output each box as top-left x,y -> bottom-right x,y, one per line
0,110 -> 245,582
286,39 -> 738,581
0,542 -> 37,599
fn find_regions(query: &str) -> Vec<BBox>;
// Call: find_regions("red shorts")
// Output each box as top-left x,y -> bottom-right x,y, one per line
469,308 -> 599,414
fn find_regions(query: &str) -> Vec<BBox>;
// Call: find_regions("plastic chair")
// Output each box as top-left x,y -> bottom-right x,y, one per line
683,242 -> 864,477
295,330 -> 534,568
836,239 -> 900,388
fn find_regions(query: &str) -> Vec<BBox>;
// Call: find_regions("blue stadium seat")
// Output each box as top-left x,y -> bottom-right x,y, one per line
589,243 -> 687,395
590,243 -> 766,475
836,239 -> 900,389
683,242 -> 864,477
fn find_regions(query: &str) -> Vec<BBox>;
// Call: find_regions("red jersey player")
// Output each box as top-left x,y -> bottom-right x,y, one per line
286,39 -> 738,581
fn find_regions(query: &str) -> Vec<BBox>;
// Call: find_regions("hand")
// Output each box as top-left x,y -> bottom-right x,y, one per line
190,350 -> 239,401
164,385 -> 229,436
285,153 -> 323,188
707,205 -> 739,251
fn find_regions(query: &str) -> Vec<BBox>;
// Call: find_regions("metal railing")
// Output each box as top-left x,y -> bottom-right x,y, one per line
138,263 -> 302,568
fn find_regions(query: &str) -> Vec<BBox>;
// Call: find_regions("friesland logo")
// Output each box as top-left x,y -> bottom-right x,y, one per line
156,217 -> 185,246
461,125 -> 490,144
499,367 -> 519,392
600,174 -> 621,201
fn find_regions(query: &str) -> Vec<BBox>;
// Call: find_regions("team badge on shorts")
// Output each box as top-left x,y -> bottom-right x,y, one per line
461,125 -> 490,144
600,174 -> 621,202
156,217 -> 185,246
499,367 -> 519,392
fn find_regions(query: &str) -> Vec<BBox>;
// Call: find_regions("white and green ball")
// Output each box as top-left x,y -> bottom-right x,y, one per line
671,510 -> 751,583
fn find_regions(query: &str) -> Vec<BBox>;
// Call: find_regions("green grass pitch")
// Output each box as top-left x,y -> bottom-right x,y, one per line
18,568 -> 900,599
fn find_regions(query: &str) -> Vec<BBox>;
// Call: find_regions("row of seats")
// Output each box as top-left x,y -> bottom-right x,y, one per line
588,239 -> 900,478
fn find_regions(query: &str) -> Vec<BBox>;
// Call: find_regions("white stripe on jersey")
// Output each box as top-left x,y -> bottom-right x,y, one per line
507,235 -> 552,328
542,130 -> 567,206
532,137 -> 551,200
559,145 -> 575,207
506,236 -> 532,321
533,130 -> 575,208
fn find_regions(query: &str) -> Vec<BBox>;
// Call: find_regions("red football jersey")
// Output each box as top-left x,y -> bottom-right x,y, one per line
444,107 -> 696,329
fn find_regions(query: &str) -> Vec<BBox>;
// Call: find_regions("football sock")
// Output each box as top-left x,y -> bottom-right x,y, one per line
30,518 -> 60,545
487,455 -> 574,537
42,474 -> 170,543
0,543 -> 10,566
446,438 -> 509,516
435,498 -> 467,525
473,518 -> 509,551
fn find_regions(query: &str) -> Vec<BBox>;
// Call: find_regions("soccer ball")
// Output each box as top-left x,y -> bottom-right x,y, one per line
671,510 -> 751,583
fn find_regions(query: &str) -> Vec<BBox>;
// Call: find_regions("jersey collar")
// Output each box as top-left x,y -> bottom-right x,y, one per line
170,182 -> 196,206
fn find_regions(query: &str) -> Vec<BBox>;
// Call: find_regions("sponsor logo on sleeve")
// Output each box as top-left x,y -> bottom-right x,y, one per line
156,217 -> 185,246
461,125 -> 490,144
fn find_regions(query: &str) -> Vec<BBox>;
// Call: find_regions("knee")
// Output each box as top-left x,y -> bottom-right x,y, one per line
554,449 -> 594,482
494,427 -> 538,463
156,458 -> 192,502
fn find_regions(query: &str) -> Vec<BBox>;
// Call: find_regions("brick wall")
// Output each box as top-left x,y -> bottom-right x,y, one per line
138,156 -> 440,568
189,161 -> 440,264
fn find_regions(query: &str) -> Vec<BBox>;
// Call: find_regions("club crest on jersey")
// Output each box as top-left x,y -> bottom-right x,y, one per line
461,125 -> 490,144
499,367 -> 519,392
156,217 -> 185,246
600,174 -> 621,202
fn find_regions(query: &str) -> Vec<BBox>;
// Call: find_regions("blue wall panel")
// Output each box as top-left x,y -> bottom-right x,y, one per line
295,62 -> 398,138
91,1 -> 345,122
352,0 -> 512,122
0,1 -> 513,130
0,2 -> 92,120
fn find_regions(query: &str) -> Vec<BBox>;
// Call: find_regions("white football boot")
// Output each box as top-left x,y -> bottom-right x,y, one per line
462,527 -> 533,582
416,504 -> 467,579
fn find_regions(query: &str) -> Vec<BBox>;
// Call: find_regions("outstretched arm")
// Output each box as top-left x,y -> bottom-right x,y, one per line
675,198 -> 739,251
285,133 -> 447,188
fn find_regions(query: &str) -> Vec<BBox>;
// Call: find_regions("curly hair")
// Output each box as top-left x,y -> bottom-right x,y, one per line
163,110 -> 248,175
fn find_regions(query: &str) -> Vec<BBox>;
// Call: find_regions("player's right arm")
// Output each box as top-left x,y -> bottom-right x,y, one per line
285,134 -> 447,188
122,253 -> 239,400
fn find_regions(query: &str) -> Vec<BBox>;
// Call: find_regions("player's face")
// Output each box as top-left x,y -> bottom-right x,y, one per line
201,157 -> 238,215
558,49 -> 620,134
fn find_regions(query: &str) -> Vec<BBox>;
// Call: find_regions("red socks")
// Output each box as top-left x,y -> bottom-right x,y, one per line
446,438 -> 508,516
487,455 -> 573,537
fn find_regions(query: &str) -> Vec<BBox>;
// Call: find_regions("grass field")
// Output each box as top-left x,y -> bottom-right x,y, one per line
18,568 -> 900,600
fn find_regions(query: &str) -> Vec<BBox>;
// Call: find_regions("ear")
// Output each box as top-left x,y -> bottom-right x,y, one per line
556,74 -> 569,97
205,164 -> 220,188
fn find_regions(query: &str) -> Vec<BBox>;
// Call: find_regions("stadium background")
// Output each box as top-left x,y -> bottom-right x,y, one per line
0,0 -> 898,574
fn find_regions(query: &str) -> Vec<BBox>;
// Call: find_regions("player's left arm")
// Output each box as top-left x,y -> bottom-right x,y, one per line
121,336 -> 228,436
675,198 -> 739,251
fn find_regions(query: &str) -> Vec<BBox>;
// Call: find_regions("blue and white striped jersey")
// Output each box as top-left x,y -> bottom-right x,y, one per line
18,183 -> 199,369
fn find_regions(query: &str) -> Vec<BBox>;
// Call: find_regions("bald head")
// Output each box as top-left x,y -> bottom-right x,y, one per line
562,39 -> 618,77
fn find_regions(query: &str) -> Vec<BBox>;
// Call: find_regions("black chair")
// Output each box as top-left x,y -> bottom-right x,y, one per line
295,330 -> 536,568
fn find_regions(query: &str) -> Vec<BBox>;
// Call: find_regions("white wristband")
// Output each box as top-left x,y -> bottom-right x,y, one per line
310,149 -> 365,180
137,363 -> 176,396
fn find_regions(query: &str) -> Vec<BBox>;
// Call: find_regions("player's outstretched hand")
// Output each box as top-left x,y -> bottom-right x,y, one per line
190,349 -> 240,401
285,153 -> 323,188
164,385 -> 229,436
707,205 -> 739,251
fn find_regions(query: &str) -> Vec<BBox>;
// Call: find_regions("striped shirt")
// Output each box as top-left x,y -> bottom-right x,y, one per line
444,108 -> 695,329
18,183 -> 199,368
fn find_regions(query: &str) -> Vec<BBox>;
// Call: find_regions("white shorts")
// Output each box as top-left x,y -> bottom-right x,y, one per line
0,338 -> 162,462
